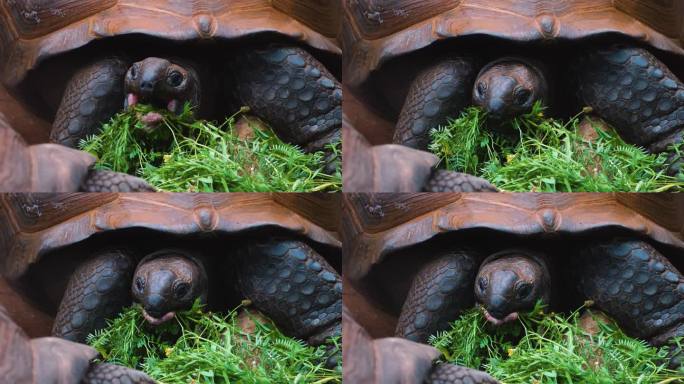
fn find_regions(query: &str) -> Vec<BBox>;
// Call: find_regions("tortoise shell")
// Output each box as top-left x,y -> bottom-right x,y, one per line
342,193 -> 684,336
342,0 -> 684,90
342,193 -> 684,281
0,0 -> 342,87
0,193 -> 341,280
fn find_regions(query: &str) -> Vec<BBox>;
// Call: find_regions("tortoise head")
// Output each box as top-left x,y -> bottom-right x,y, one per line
474,250 -> 550,325
472,58 -> 548,120
132,249 -> 208,325
124,57 -> 201,114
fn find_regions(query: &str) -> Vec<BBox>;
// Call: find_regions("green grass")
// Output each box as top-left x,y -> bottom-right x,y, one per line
429,303 -> 684,384
87,301 -> 341,384
429,103 -> 684,192
79,104 -> 341,192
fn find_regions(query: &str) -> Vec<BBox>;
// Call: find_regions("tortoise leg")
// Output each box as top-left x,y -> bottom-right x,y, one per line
394,57 -> 479,150
424,169 -> 498,192
576,238 -> 684,366
80,169 -> 156,192
574,45 -> 684,174
396,249 -> 481,343
427,364 -> 500,384
53,249 -> 135,343
51,57 -> 129,148
82,363 -> 155,384
236,239 -> 341,365
229,46 -> 341,171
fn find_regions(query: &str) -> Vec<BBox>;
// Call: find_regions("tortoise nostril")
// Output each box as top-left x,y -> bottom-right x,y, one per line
488,98 -> 506,115
146,294 -> 165,311
140,81 -> 154,92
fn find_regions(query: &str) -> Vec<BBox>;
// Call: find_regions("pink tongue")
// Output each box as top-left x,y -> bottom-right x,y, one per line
483,308 -> 519,326
167,99 -> 179,113
141,112 -> 164,126
127,93 -> 138,109
143,309 -> 175,326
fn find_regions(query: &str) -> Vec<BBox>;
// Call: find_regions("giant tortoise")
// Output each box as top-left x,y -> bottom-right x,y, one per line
343,0 -> 684,171
0,193 -> 342,364
342,193 -> 684,365
0,1 -> 341,164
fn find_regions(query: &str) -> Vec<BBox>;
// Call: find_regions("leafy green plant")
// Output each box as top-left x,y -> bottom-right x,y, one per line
429,303 -> 684,384
429,103 -> 684,192
80,104 -> 341,192
87,301 -> 341,384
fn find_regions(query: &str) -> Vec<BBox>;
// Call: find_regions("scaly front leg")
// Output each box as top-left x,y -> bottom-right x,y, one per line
236,238 -> 341,366
577,238 -> 684,367
51,57 -> 129,148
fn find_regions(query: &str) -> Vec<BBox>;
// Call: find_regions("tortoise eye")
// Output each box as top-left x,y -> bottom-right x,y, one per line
167,71 -> 184,87
476,82 -> 487,97
515,282 -> 532,299
135,277 -> 145,293
514,88 -> 531,105
129,65 -> 138,79
174,282 -> 190,298
478,277 -> 488,292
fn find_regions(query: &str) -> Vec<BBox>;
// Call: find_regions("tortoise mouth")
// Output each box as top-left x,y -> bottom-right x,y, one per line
126,92 -> 182,114
142,308 -> 176,326
482,307 -> 519,326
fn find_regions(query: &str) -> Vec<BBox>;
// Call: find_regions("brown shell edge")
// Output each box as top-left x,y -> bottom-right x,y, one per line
343,194 -> 684,281
0,2 -> 341,87
343,1 -> 684,89
0,194 -> 341,280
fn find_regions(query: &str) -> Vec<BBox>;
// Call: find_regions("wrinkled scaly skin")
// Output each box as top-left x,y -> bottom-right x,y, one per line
51,57 -> 129,148
52,239 -> 341,366
81,170 -> 156,192
0,303 -> 154,384
573,46 -> 684,174
576,238 -> 684,364
83,363 -> 156,384
398,238 -> 684,367
396,250 -> 481,342
424,170 -> 498,192
53,249 -> 136,343
229,46 -> 342,173
236,239 -> 342,366
394,58 -> 478,151
427,364 -> 500,384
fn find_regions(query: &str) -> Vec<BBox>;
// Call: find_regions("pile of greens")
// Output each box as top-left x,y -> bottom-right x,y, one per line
429,103 -> 684,192
87,301 -> 341,384
429,303 -> 684,383
80,104 -> 341,192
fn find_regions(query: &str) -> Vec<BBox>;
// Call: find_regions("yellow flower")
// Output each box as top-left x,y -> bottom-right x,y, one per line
506,154 -> 516,163
164,347 -> 173,357
163,154 -> 172,163
507,348 -> 515,357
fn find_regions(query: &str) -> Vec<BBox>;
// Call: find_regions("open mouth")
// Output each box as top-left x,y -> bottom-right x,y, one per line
126,93 -> 181,114
482,307 -> 519,326
142,308 -> 176,326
